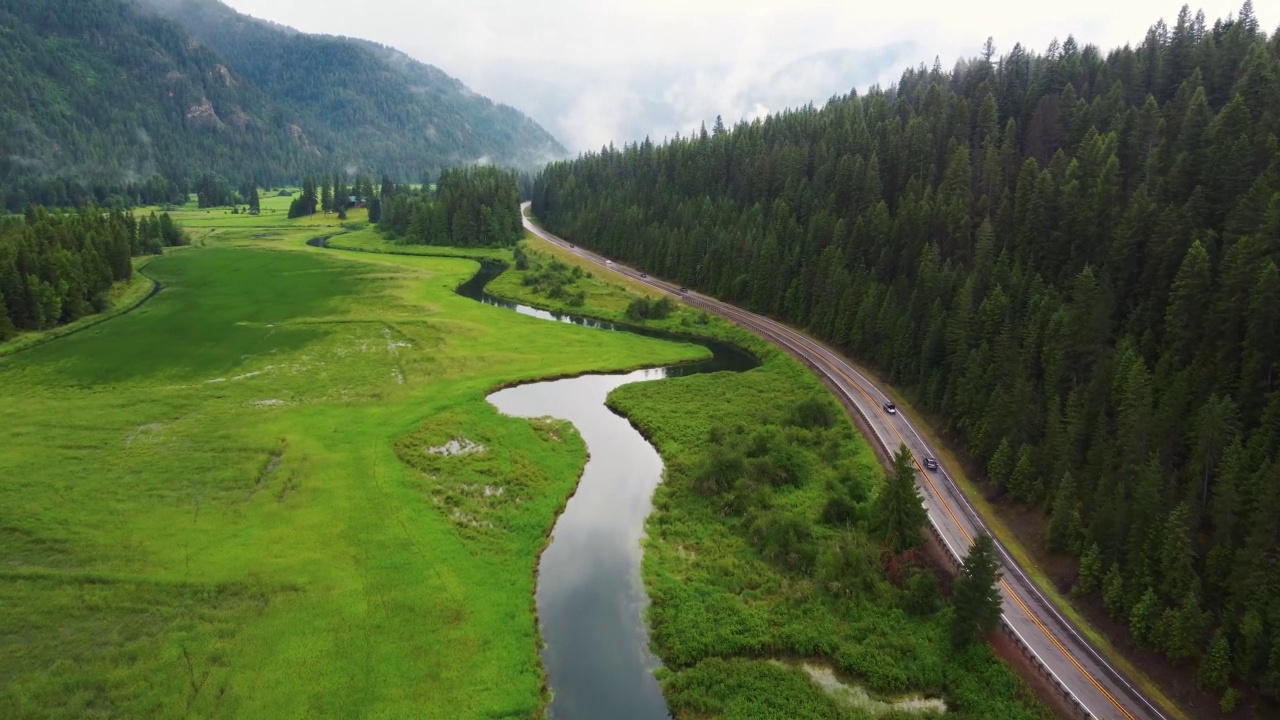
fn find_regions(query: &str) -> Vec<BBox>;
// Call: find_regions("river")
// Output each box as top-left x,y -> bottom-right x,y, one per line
459,258 -> 755,718
305,238 -> 757,719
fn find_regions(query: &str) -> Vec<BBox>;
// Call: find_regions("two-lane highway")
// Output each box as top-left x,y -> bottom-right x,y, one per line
521,205 -> 1171,720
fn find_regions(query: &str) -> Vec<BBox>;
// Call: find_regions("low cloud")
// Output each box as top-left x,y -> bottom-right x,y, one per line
496,43 -> 918,152
224,0 -> 1259,153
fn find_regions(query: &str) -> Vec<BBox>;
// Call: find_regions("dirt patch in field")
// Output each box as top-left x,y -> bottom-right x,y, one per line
426,438 -> 485,457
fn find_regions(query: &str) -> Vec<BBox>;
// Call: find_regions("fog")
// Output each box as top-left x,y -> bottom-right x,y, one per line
221,0 -> 1259,152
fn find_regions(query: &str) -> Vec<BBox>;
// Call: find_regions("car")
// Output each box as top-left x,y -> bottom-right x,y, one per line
923,457 -> 939,471
568,244 -> 575,248
679,287 -> 689,293
640,273 -> 648,279
605,260 -> 614,266
883,402 -> 897,414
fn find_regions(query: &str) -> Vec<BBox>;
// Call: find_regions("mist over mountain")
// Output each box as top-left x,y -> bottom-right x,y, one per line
0,0 -> 564,209
478,43 -> 921,151
135,0 -> 566,172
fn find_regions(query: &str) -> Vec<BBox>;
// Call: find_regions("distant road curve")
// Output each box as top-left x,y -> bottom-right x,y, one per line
522,203 -> 1170,720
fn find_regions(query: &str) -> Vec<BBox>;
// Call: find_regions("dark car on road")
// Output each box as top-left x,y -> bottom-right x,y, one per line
924,457 -> 939,471
679,287 -> 688,293
640,273 -> 648,278
883,401 -> 897,414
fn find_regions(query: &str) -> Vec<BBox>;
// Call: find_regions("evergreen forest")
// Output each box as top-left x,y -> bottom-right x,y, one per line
380,167 -> 524,247
533,2 -> 1280,706
135,0 -> 567,177
0,207 -> 185,338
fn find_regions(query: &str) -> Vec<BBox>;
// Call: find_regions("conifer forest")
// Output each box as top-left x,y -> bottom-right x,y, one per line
533,2 -> 1280,700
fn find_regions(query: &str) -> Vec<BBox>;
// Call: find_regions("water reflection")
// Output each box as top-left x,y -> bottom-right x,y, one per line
490,370 -> 673,720
463,259 -> 755,720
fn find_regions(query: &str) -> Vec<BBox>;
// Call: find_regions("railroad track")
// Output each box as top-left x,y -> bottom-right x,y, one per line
521,205 -> 1171,720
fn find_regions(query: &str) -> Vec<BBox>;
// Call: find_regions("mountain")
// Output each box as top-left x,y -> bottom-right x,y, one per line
134,0 -> 565,175
0,0 -> 564,211
534,3 -> 1280,713
0,0 -> 301,208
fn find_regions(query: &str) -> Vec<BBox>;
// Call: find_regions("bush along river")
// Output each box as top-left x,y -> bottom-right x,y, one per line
464,259 -> 756,718
308,240 -> 758,718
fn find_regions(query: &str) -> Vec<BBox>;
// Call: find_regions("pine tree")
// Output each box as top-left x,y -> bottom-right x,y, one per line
1008,444 -> 1038,501
1158,503 -> 1197,605
333,175 -> 348,215
1199,631 -> 1232,691
872,444 -> 929,554
1103,564 -> 1126,618
1162,589 -> 1210,659
987,438 -> 1015,487
1076,542 -> 1103,594
951,533 -> 1003,646
1130,586 -> 1162,647
1048,471 -> 1082,553
248,188 -> 261,216
301,177 -> 318,216
1164,239 -> 1211,365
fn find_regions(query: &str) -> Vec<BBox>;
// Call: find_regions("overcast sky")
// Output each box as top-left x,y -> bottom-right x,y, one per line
222,0 -> 1259,153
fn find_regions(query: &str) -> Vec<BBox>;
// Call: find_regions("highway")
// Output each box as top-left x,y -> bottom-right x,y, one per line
522,204 -> 1170,720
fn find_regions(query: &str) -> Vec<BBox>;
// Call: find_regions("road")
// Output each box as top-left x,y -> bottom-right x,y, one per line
522,204 -> 1169,720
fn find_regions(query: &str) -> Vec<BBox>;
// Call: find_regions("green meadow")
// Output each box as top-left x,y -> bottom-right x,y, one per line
0,207 -> 706,718
2,202 -> 1045,720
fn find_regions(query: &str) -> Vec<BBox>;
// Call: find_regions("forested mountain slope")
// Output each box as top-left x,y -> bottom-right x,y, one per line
135,0 -> 566,178
534,2 -> 1280,709
0,0 -> 564,211
0,0 -> 301,209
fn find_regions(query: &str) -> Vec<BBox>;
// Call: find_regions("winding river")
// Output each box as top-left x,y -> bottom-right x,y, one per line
464,259 -> 756,719
310,240 -> 758,718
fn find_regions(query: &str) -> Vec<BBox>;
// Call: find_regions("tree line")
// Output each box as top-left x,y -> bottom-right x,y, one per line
533,2 -> 1280,709
0,206 -> 185,339
379,166 -> 523,247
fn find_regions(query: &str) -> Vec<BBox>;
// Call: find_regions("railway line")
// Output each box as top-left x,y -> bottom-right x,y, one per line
521,205 -> 1172,720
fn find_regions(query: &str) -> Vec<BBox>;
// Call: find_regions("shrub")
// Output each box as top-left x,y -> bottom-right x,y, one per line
625,295 -> 676,321
750,509 -> 816,571
691,446 -> 745,496
905,569 -> 942,615
788,395 -> 838,429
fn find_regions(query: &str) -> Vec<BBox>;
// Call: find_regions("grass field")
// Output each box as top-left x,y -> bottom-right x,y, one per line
2,202 -> 1048,719
0,206 -> 707,718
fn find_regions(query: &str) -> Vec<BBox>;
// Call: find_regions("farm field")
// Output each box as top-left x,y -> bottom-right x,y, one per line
0,208 -> 706,718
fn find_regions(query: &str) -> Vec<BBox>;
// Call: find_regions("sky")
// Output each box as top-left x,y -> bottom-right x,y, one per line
221,0 -> 1258,153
